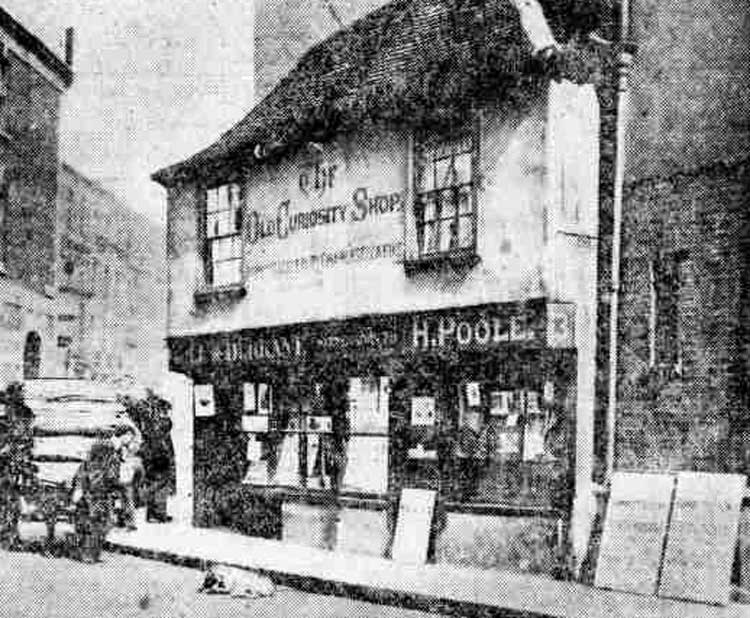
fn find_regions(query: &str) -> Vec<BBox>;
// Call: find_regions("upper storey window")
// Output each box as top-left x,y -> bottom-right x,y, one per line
409,121 -> 479,268
204,183 -> 243,287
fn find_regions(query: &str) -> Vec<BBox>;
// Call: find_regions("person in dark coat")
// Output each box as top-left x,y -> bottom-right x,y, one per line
71,427 -> 130,562
0,383 -> 35,549
143,414 -> 175,522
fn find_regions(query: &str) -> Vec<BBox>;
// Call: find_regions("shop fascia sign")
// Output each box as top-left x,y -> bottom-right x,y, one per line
181,301 -> 573,366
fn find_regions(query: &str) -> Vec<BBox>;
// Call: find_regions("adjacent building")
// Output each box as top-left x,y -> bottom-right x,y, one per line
0,8 -> 72,385
56,162 -> 167,386
156,0 -> 604,574
607,1 -> 750,477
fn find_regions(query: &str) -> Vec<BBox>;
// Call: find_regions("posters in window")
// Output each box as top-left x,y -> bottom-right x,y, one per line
241,415 -> 269,432
194,384 -> 215,417
490,390 -> 513,416
410,396 -> 436,426
257,383 -> 272,414
523,415 -> 546,460
348,377 -> 388,433
342,436 -> 388,493
273,434 -> 300,486
243,382 -> 256,412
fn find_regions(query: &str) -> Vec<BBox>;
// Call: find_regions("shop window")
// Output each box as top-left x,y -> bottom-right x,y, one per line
241,377 -> 390,495
204,183 -> 243,288
650,251 -> 694,377
452,380 -> 564,504
406,120 -> 479,270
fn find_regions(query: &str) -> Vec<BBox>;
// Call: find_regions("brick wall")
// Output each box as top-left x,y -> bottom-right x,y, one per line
0,47 -> 61,294
626,0 -> 750,179
614,160 -> 750,473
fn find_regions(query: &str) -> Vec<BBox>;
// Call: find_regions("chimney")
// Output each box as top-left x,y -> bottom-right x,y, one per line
65,27 -> 74,67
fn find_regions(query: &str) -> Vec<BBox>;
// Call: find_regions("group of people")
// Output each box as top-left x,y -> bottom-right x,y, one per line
0,383 -> 175,563
71,412 -> 175,563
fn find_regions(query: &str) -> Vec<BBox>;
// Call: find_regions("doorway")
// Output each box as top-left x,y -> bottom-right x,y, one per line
23,331 -> 41,379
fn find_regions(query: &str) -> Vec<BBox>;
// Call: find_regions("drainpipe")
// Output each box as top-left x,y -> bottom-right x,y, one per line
604,1 -> 635,481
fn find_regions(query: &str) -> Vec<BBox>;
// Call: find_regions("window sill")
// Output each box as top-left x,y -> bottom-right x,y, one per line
403,249 -> 480,274
194,282 -> 247,304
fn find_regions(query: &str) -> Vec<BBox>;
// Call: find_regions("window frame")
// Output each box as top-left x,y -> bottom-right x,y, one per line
650,250 -> 693,378
199,181 -> 246,295
406,116 -> 481,271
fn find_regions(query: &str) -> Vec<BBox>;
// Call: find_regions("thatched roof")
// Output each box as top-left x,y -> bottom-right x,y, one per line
153,0 -> 610,186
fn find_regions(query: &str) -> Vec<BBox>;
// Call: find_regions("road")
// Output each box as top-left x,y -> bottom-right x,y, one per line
0,549 -> 450,618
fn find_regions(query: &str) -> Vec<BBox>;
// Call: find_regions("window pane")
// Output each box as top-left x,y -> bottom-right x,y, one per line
458,186 -> 473,215
206,210 -> 234,238
228,183 -> 241,208
423,220 -> 439,255
206,188 -> 219,212
458,214 -> 474,248
435,157 -> 453,189
423,195 -> 438,222
211,236 -> 241,261
453,152 -> 472,185
439,189 -> 457,221
212,259 -> 241,286
217,185 -> 230,211
440,219 -> 457,252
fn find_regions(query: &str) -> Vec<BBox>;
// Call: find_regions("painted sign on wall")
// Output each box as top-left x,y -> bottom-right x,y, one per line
243,142 -> 406,277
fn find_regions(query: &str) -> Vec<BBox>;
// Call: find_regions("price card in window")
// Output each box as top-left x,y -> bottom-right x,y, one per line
465,382 -> 481,407
410,396 -> 436,426
194,384 -> 215,417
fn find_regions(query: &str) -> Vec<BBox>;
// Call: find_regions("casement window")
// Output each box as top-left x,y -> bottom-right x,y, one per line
410,122 -> 478,264
204,183 -> 243,287
650,251 -> 695,377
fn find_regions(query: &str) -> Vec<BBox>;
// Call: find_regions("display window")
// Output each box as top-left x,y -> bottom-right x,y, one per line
178,301 -> 576,516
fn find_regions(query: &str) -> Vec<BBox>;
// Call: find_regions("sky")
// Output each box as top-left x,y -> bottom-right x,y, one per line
4,0 -> 256,224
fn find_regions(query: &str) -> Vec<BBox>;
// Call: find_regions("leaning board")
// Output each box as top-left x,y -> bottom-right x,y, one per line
391,488 -> 436,565
658,471 -> 745,606
594,472 -> 674,595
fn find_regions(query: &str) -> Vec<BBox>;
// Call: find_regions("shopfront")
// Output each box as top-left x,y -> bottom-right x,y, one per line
168,298 -> 578,569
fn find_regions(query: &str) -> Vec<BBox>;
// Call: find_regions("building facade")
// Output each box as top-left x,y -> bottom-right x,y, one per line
606,0 -> 750,478
56,163 -> 167,386
157,0 -> 605,574
0,8 -> 72,385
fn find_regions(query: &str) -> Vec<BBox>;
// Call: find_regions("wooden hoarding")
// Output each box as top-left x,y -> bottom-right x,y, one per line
594,472 -> 674,595
658,472 -> 745,606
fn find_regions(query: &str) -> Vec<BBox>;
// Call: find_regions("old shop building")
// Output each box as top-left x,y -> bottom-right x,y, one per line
0,8 -> 73,385
155,0 -> 604,573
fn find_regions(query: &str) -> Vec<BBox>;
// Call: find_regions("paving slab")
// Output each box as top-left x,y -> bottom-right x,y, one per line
105,523 -> 750,618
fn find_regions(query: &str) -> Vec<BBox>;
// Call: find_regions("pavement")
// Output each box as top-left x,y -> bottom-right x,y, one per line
16,519 -> 750,618
0,547 -> 444,618
101,521 -> 750,618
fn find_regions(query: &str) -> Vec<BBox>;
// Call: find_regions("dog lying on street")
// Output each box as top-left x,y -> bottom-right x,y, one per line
198,564 -> 276,599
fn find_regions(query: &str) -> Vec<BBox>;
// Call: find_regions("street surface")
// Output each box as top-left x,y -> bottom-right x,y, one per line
0,549 -> 450,618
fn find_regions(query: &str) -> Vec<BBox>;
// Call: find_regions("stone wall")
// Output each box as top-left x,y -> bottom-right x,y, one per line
1,46 -> 61,294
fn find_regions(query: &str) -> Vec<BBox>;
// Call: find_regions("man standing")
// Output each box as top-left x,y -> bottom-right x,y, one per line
71,426 -> 134,562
